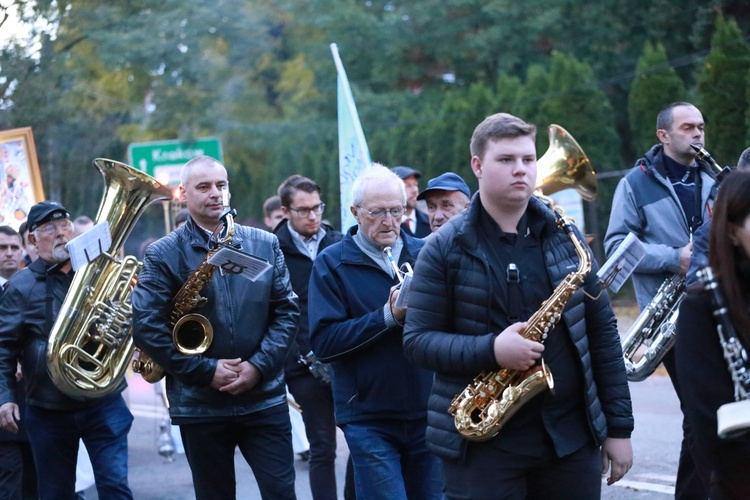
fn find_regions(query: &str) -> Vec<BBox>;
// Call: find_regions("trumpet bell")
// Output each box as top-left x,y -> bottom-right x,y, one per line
536,124 -> 597,201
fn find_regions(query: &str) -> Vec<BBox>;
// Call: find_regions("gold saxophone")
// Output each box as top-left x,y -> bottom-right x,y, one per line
133,187 -> 236,383
448,212 -> 592,441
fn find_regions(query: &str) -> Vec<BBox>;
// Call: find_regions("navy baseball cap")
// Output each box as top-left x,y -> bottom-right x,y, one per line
390,166 -> 422,180
417,172 -> 471,200
26,201 -> 70,232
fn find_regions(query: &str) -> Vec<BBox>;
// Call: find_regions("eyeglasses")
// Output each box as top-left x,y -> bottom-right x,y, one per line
36,219 -> 72,236
358,205 -> 405,219
288,203 -> 325,218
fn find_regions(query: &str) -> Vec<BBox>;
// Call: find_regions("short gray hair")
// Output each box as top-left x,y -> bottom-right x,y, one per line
180,156 -> 226,187
351,163 -> 406,206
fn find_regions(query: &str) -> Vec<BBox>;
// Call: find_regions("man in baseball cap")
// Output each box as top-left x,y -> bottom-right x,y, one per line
417,172 -> 472,233
0,197 -> 135,498
390,166 -> 430,238
26,201 -> 70,233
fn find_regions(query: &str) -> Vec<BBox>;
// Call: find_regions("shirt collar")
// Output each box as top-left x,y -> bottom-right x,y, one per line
287,222 -> 325,243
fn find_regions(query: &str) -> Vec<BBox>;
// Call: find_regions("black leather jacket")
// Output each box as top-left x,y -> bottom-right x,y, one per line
0,258 -> 125,410
132,218 -> 299,420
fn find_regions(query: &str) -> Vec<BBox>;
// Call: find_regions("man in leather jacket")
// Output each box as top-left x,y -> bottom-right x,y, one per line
0,201 -> 134,499
132,156 -> 300,500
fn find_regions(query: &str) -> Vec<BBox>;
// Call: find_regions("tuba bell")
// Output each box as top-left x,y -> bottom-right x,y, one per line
536,124 -> 597,201
47,159 -> 172,399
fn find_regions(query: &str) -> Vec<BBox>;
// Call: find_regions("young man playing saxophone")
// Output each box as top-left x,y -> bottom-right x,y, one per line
132,156 -> 299,499
403,113 -> 633,499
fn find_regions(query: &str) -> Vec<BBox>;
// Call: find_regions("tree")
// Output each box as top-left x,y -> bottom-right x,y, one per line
628,41 -> 688,156
697,13 -> 750,166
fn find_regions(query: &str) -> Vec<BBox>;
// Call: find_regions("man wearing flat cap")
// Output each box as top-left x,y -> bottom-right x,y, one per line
0,201 -> 134,499
418,172 -> 472,233
390,166 -> 431,238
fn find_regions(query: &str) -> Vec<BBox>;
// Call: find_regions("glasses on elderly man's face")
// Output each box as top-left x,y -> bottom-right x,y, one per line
287,203 -> 325,218
357,205 -> 405,219
36,219 -> 72,236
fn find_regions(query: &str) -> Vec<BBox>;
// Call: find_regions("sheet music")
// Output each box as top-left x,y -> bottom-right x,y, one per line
596,232 -> 645,293
207,246 -> 272,282
394,271 -> 413,308
65,221 -> 112,272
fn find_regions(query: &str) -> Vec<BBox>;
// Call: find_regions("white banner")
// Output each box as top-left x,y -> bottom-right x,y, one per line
331,43 -> 372,233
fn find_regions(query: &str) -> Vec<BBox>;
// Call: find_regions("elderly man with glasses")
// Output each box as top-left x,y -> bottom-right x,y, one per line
309,164 -> 441,499
0,201 -> 134,499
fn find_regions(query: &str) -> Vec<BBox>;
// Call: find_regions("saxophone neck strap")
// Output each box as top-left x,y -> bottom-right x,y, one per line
482,213 -> 528,323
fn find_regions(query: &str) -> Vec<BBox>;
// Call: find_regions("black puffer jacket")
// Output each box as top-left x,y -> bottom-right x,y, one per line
403,195 -> 633,460
0,258 -> 125,410
132,217 -> 299,420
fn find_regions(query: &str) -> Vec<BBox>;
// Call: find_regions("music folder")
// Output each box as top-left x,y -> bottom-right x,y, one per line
66,221 -> 112,272
596,232 -> 645,293
207,245 -> 272,282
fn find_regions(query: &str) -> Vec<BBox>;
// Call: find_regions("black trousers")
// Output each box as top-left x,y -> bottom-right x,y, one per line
0,440 -> 37,500
287,372 -> 338,500
442,438 -> 600,500
662,349 -> 710,499
179,403 -> 295,500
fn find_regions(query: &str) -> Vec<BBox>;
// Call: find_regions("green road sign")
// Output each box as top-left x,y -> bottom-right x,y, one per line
128,137 -> 223,186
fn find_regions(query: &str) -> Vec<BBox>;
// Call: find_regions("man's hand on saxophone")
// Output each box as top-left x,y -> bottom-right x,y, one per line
677,241 -> 693,275
492,322 -> 544,371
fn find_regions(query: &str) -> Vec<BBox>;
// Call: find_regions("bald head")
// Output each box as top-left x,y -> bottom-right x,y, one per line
178,156 -> 230,229
180,156 -> 227,188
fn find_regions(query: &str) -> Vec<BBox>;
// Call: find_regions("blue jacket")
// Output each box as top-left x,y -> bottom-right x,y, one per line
132,217 -> 299,420
604,144 -> 717,308
403,195 -> 633,461
308,227 -> 432,425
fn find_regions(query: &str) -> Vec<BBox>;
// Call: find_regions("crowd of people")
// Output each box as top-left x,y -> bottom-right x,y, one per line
0,102 -> 748,499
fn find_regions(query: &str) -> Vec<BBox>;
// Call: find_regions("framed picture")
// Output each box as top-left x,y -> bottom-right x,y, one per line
0,127 -> 44,230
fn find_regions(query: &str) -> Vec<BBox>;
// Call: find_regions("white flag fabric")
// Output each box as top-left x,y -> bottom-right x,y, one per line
331,43 -> 372,233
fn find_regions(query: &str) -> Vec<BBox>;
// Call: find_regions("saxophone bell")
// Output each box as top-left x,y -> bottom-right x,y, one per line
620,274 -> 685,382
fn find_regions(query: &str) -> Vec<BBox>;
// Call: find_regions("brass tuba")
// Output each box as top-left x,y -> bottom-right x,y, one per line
132,186 -> 235,383
47,159 -> 172,399
449,213 -> 592,441
536,124 -> 597,201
